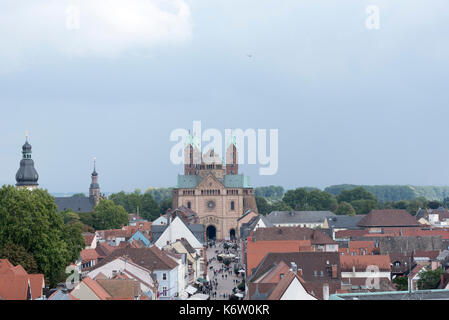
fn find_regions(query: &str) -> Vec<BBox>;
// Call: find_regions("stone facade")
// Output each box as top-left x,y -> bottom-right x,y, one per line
172,139 -> 258,240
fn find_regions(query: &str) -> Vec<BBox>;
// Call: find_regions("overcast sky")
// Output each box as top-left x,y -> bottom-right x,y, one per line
0,0 -> 448,193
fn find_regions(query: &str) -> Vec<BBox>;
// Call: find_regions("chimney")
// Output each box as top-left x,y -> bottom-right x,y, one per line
322,283 -> 330,300
297,268 -> 303,277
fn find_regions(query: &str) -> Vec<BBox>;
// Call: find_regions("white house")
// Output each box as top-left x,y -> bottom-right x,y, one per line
153,216 -> 204,254
268,272 -> 318,300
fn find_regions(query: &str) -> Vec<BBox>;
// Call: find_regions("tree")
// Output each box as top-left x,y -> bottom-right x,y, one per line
428,200 -> 443,210
335,202 -> 356,216
159,197 -> 172,214
392,276 -> 408,291
0,185 -> 83,286
337,187 -> 377,203
0,243 -> 39,274
109,190 -> 162,221
282,188 -> 337,211
417,267 -> 444,290
62,222 -> 86,263
255,196 -> 271,215
269,201 -> 292,212
141,193 -> 160,221
351,199 -> 378,215
93,199 -> 129,230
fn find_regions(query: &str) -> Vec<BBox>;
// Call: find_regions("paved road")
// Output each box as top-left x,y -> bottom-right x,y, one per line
206,241 -> 245,300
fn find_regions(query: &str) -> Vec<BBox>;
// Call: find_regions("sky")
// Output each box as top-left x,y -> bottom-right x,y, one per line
0,0 -> 449,193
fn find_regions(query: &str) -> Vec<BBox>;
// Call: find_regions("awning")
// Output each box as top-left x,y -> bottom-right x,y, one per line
185,285 -> 198,295
187,293 -> 210,300
197,277 -> 207,283
235,293 -> 244,298
238,269 -> 246,273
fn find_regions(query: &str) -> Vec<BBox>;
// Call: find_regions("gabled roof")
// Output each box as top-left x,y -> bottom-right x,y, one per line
253,226 -> 336,245
96,279 -> 140,299
267,211 -> 336,225
250,252 -> 341,285
80,249 -> 100,263
83,233 -> 96,247
357,210 -> 420,227
95,242 -> 116,259
325,215 -> 364,229
54,196 -> 95,213
267,271 -> 317,300
88,246 -> 178,272
151,215 -> 205,245
340,255 -> 391,272
81,277 -> 111,300
0,259 -> 44,300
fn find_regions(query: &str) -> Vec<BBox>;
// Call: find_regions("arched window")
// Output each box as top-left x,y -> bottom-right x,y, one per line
187,201 -> 191,209
231,201 -> 235,211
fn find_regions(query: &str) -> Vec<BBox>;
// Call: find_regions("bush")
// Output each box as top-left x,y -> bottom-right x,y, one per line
217,255 -> 223,262
223,259 -> 231,266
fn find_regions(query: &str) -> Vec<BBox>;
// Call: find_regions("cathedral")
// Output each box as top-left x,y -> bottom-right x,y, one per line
15,136 -> 102,213
172,135 -> 258,240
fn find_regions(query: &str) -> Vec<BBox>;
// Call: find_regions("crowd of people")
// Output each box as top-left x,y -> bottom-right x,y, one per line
199,239 -> 245,300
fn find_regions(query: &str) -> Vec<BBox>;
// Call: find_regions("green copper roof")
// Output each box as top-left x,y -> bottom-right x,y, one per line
177,175 -> 203,188
176,174 -> 251,189
223,174 -> 251,188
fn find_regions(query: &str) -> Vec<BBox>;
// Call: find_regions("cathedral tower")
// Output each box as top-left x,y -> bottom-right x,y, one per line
226,136 -> 238,175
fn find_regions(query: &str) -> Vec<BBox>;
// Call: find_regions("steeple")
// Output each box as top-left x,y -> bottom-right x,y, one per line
226,134 -> 238,175
89,157 -> 101,205
15,133 -> 39,190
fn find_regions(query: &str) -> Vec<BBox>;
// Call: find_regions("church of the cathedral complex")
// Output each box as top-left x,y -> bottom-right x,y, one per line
172,135 -> 258,240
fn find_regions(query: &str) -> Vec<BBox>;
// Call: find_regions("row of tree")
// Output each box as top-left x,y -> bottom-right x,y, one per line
325,184 -> 449,202
108,189 -> 171,221
255,186 -> 449,216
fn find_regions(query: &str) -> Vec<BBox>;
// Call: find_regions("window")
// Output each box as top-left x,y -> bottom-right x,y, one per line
163,273 -> 167,280
187,201 -> 191,209
162,287 -> 168,296
231,201 -> 235,211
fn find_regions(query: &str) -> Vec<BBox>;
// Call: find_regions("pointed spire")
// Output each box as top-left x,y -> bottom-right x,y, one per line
92,157 -> 98,176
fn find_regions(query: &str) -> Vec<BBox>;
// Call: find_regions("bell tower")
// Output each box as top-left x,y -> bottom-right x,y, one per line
89,157 -> 101,206
15,133 -> 39,190
226,136 -> 238,175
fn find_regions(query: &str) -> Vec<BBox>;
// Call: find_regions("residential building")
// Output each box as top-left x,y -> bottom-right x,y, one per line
247,252 -> 341,300
266,211 -> 336,228
0,259 -> 45,300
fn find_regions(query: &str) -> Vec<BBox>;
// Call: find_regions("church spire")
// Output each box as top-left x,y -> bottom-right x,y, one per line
89,157 -> 101,205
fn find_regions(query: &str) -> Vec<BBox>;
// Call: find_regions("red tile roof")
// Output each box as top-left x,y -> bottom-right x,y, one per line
80,249 -> 99,263
340,255 -> 391,272
358,210 -> 420,227
83,233 -> 96,247
0,259 -> 44,300
246,240 -> 312,276
252,226 -> 336,244
81,277 -> 111,300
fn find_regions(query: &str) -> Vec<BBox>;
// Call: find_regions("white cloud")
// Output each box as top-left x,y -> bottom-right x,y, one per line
0,0 -> 192,71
